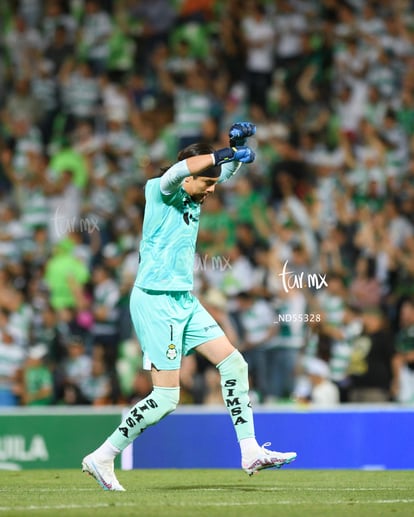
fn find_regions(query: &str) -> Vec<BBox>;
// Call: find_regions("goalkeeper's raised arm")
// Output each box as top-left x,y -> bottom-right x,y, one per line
160,137 -> 256,195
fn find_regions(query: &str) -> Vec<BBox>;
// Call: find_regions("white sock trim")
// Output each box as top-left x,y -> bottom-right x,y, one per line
239,437 -> 260,459
95,439 -> 120,461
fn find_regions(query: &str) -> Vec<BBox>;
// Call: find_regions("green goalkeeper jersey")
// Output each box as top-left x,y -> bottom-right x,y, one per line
136,177 -> 200,291
135,160 -> 240,291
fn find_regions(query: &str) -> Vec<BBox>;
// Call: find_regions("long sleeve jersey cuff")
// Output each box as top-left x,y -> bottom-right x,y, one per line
160,160 -> 191,195
218,161 -> 242,183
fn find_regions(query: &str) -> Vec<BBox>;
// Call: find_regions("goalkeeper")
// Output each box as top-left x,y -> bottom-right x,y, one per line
82,122 -> 297,491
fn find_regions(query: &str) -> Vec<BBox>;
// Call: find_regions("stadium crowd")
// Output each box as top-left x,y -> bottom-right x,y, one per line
0,0 -> 414,408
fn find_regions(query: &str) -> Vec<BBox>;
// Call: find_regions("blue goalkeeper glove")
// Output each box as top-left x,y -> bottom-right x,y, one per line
213,146 -> 255,165
233,146 -> 255,163
229,122 -> 256,147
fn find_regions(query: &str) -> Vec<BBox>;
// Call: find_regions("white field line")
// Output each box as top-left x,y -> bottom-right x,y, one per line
1,499 -> 414,512
0,486 -> 411,493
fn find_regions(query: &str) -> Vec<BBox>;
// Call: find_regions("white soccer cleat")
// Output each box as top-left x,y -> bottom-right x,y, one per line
82,453 -> 125,491
242,442 -> 297,476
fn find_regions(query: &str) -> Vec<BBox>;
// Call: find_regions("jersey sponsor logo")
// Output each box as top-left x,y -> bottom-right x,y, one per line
204,323 -> 219,332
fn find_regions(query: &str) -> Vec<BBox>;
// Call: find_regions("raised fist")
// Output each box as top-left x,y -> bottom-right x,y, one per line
229,122 -> 256,147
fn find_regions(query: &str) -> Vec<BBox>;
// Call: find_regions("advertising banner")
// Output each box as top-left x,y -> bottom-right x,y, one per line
131,406 -> 414,470
0,408 -> 122,470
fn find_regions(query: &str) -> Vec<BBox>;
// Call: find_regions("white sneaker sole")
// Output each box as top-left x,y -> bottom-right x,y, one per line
244,453 -> 297,476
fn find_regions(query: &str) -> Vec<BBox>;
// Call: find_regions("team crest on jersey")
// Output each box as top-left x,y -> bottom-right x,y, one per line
166,344 -> 177,360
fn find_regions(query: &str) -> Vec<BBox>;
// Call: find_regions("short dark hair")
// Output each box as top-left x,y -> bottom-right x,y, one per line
178,142 -> 221,178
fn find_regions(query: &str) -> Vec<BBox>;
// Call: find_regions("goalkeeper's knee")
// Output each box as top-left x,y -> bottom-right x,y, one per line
142,386 -> 180,426
217,350 -> 249,390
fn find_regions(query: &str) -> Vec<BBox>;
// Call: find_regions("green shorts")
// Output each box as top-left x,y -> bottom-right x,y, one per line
129,286 -> 224,370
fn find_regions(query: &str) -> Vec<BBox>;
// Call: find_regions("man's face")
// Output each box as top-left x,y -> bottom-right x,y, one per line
184,175 -> 218,203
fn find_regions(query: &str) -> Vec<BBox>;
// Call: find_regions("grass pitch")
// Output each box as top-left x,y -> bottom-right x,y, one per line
0,469 -> 413,517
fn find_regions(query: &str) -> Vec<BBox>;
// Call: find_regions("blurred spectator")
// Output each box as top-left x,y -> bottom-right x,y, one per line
349,255 -> 383,310
316,272 -> 348,326
130,0 -> 176,73
0,321 -> 25,406
216,242 -> 255,311
128,369 -> 153,406
273,0 -> 308,88
384,198 -> 413,249
201,287 -> 238,346
178,0 -> 216,24
21,223 -> 51,272
77,0 -> 113,75
203,366 -> 223,405
392,298 -> 414,403
197,193 -> 235,255
316,304 -> 363,401
363,85 -> 387,128
157,62 -> 217,149
2,147 -> 51,238
90,263 -> 120,367
0,202 -> 27,264
31,59 -> 60,146
17,0 -> 43,29
2,288 -> 33,347
18,343 -> 54,406
49,137 -> 89,190
44,22 -> 75,76
3,14 -> 43,73
116,338 -> 143,401
241,1 -> 276,113
47,169 -> 82,243
235,222 -> 268,269
57,334 -> 92,404
79,354 -> 113,405
2,78 -> 42,131
357,1 -> 385,40
41,0 -> 77,48
236,291 -> 277,402
265,287 -> 307,402
31,304 -> 66,371
295,356 -> 340,407
319,224 -> 357,278
334,36 -> 369,83
58,59 -> 101,135
334,82 -> 368,144
217,0 -> 246,86
347,308 -> 395,402
229,175 -> 270,237
100,75 -> 131,125
106,4 -> 137,78
247,241 -> 279,300
163,38 -> 196,79
43,238 -> 90,311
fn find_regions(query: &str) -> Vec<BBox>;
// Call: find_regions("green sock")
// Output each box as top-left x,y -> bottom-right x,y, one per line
217,350 -> 255,441
108,386 -> 180,451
